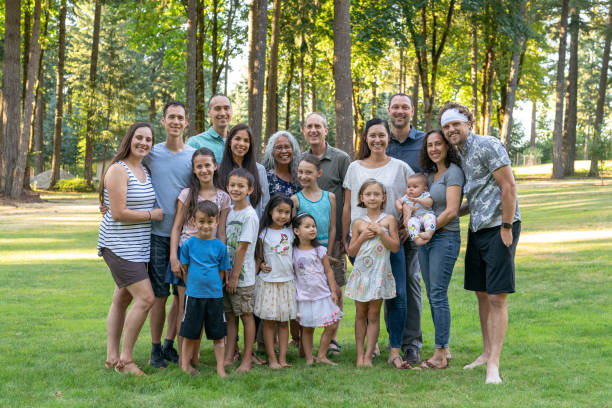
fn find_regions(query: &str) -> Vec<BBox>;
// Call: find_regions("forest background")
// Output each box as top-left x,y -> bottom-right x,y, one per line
1,0 -> 612,199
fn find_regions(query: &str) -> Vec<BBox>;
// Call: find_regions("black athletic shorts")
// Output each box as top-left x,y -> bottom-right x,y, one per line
180,296 -> 226,340
464,221 -> 521,294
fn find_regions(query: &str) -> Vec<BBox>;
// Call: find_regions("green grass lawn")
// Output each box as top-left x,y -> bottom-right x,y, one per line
1,183 -> 611,407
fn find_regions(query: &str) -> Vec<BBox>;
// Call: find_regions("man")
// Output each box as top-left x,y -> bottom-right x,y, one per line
186,94 -> 232,163
386,93 -> 425,364
144,101 -> 195,368
439,102 -> 521,384
302,112 -> 351,353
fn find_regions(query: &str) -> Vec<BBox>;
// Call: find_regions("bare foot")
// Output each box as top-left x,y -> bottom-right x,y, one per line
363,357 -> 373,367
236,361 -> 252,372
485,363 -> 502,384
356,356 -> 365,367
223,359 -> 234,367
252,352 -> 266,365
315,357 -> 337,366
305,359 -> 315,366
464,354 -> 488,370
182,364 -> 199,375
116,361 -> 145,375
217,367 -> 227,378
280,361 -> 292,368
269,361 -> 282,369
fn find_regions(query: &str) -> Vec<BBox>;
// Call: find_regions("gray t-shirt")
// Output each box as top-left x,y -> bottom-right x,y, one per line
144,142 -> 195,237
426,163 -> 465,232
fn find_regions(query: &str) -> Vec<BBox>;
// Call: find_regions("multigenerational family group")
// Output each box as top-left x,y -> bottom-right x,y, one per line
97,93 -> 520,384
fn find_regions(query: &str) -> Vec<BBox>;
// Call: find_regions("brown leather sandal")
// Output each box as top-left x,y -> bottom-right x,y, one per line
115,359 -> 146,375
104,360 -> 117,369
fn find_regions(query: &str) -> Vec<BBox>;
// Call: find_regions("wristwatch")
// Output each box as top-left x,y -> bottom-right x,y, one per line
502,222 -> 513,229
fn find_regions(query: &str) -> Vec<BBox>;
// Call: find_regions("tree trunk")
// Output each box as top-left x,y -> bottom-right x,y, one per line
310,53 -> 317,113
22,0 -> 31,111
1,0 -> 22,195
299,33 -> 305,126
589,1 -> 612,176
84,0 -> 102,188
248,0 -> 268,158
333,0 -> 354,156
500,0 -> 526,150
223,0 -> 237,95
211,0 -> 219,95
530,98 -> 536,148
265,0 -> 281,140
483,47 -> 494,136
412,70 -> 418,128
471,14 -> 478,125
50,0 -> 67,188
13,0 -> 42,198
584,115 -> 590,160
399,48 -> 404,92
196,0 -> 205,133
371,85 -> 377,118
186,0 -> 198,137
552,0 -> 569,179
285,51 -> 294,130
563,3 -> 579,176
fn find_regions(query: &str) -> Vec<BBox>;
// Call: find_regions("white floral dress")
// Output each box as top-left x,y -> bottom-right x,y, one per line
345,213 -> 396,302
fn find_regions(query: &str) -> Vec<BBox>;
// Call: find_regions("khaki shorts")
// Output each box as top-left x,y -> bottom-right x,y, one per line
223,285 -> 255,316
329,241 -> 347,287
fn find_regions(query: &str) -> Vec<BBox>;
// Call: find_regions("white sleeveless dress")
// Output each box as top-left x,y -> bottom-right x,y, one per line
345,213 -> 396,302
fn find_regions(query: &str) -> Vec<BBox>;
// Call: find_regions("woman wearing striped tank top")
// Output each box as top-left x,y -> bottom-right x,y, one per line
97,123 -> 163,375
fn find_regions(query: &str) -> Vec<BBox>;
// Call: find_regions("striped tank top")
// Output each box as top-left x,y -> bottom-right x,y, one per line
296,190 -> 331,246
97,161 -> 157,262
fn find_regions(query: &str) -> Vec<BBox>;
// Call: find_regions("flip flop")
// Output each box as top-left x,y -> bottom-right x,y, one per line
252,352 -> 267,365
104,360 -> 117,369
419,359 -> 449,370
387,355 -> 410,370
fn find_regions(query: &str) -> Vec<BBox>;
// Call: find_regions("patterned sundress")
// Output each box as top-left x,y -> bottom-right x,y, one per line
345,213 -> 396,302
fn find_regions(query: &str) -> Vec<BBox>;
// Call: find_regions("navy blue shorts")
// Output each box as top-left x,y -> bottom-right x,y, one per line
464,222 -> 520,294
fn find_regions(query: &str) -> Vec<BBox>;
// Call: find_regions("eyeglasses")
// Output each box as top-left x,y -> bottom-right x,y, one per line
274,145 -> 292,152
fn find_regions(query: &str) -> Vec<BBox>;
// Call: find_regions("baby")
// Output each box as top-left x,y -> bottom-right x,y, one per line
395,173 -> 436,246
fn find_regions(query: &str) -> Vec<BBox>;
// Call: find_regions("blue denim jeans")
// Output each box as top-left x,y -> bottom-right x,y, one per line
417,229 -> 461,349
385,248 -> 407,349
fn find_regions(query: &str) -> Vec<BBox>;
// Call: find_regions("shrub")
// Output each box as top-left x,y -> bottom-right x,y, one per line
53,178 -> 94,192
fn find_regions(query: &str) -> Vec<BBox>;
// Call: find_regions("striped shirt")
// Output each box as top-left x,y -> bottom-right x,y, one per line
97,161 -> 157,262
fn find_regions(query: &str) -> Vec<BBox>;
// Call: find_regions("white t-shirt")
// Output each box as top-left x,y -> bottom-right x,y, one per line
258,227 -> 294,282
343,158 -> 414,235
225,205 -> 259,287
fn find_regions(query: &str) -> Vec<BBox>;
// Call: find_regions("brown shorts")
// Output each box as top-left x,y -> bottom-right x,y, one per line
101,248 -> 149,288
223,285 -> 255,316
329,241 -> 347,287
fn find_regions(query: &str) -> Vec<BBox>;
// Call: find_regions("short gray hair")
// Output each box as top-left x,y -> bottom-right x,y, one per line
304,112 -> 328,129
262,130 -> 302,182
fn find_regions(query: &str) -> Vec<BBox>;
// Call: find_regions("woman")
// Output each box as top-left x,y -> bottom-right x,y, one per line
342,118 -> 414,369
262,130 -> 301,197
417,129 -> 464,369
97,122 -> 163,375
219,123 -> 270,218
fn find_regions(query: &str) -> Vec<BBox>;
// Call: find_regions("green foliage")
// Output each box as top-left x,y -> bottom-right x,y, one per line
52,178 -> 95,192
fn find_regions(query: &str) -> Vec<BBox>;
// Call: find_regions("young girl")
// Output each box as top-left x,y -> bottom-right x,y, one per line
345,179 -> 400,368
255,195 -> 297,369
292,213 -> 343,366
168,147 -> 231,362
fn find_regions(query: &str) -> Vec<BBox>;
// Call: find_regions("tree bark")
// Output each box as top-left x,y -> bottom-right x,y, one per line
584,115 -> 590,160
248,0 -> 268,158
299,32 -> 306,126
471,13 -> 478,125
399,48 -> 404,92
285,51 -> 294,130
196,0 -> 205,133
223,0 -> 237,95
50,0 -> 67,188
371,85 -> 377,119
563,3 -> 579,176
333,0 -> 354,156
412,70 -> 418,128
265,0 -> 281,140
1,0 -> 22,195
84,0 -> 102,187
310,52 -> 317,113
483,45 -> 494,136
211,0 -> 219,95
589,1 -> 612,176
22,0 -> 31,111
530,98 -> 536,148
552,0 -> 569,179
500,0 -> 526,150
186,0 -> 198,137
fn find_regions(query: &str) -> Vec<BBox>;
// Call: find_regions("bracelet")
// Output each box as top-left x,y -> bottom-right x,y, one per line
147,210 -> 151,221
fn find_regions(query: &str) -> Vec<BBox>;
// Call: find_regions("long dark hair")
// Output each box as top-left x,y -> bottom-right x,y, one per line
419,129 -> 461,173
99,122 -> 153,204
259,194 -> 293,235
358,118 -> 391,160
292,212 -> 321,248
219,123 -> 262,206
183,147 -> 221,225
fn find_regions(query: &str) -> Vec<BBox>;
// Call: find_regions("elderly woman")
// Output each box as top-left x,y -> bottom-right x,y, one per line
97,122 -> 163,375
262,130 -> 302,197
342,118 -> 415,369
416,129 -> 464,369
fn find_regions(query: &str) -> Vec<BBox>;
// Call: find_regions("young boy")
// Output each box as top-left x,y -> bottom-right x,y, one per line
179,200 -> 230,377
223,169 -> 260,371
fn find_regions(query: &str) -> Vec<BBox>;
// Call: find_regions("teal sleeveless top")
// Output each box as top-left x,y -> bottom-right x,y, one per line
297,190 -> 331,246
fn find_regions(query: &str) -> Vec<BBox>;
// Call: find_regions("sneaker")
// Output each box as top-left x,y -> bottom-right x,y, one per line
149,346 -> 167,369
403,348 -> 421,365
162,345 -> 179,364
